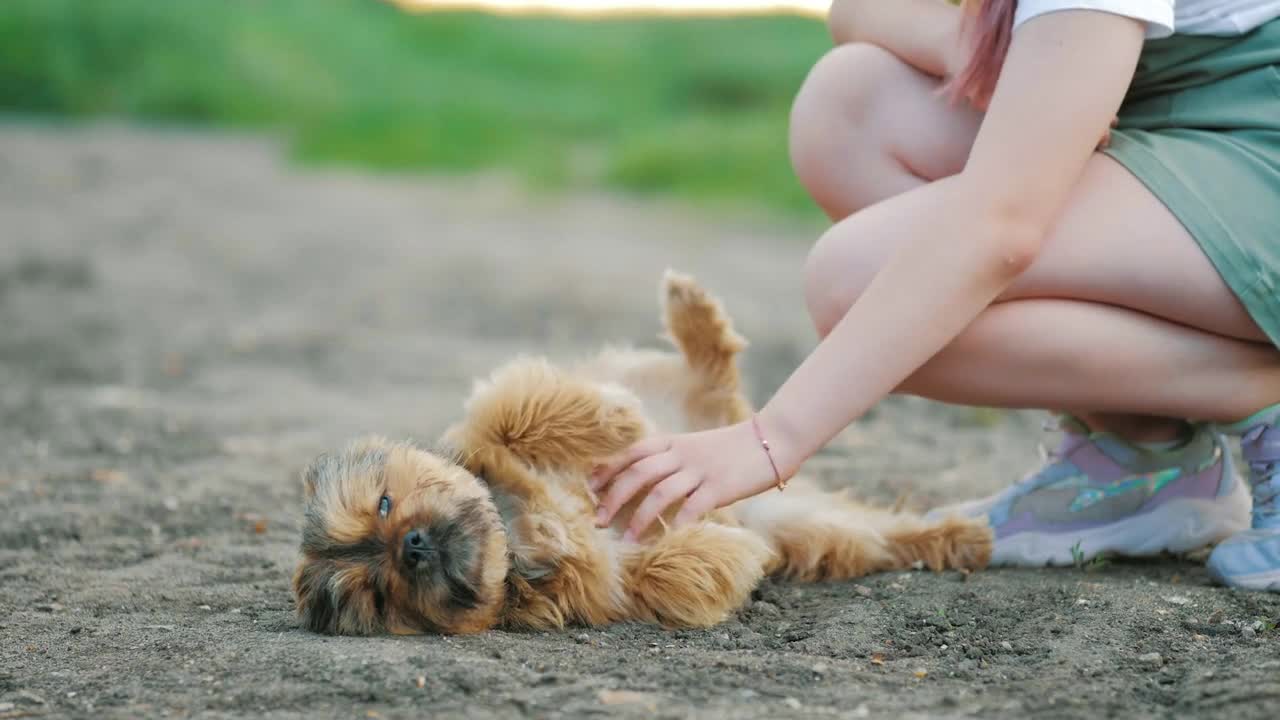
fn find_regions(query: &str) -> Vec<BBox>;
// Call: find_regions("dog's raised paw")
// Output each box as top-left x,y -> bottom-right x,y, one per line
660,269 -> 746,360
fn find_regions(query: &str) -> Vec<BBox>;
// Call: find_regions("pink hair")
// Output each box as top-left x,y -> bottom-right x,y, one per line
945,0 -> 1017,106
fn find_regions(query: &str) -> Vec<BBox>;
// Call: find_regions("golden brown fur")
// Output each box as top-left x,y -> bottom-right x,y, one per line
292,271 -> 992,635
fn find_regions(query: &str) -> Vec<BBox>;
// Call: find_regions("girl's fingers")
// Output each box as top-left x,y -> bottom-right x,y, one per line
673,485 -> 718,528
624,471 -> 701,542
589,436 -> 671,492
594,450 -> 680,526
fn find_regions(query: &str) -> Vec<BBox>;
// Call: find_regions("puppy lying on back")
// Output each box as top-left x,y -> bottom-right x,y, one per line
293,271 -> 992,635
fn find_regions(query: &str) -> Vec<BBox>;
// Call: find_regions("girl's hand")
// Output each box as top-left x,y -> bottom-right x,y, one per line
588,420 -> 785,541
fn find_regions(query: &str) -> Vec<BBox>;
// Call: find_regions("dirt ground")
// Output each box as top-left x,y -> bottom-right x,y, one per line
1,124 -> 1278,720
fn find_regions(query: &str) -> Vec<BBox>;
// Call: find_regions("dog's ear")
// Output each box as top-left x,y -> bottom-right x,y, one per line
301,453 -> 335,499
293,558 -> 339,633
510,553 -> 555,582
503,510 -> 560,582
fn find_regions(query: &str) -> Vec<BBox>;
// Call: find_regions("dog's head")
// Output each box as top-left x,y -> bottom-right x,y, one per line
292,438 -> 509,635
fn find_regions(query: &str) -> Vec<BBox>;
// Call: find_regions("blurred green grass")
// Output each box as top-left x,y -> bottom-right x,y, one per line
0,0 -> 830,215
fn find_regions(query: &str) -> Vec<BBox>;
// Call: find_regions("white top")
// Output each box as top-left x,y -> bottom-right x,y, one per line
1014,0 -> 1280,38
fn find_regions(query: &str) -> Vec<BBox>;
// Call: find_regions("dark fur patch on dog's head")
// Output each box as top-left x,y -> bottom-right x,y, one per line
292,437 -> 510,635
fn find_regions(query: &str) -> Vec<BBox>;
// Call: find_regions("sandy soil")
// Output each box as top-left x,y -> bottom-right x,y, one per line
1,124 -> 1277,720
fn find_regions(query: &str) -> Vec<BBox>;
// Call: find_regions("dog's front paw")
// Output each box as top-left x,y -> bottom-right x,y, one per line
629,524 -> 773,628
592,382 -> 653,448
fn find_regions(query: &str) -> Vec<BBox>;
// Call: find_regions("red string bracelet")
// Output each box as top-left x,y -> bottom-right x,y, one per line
750,414 -> 787,492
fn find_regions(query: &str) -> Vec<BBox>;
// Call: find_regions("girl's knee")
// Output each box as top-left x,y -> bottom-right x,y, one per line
803,225 -> 878,338
789,43 -> 904,215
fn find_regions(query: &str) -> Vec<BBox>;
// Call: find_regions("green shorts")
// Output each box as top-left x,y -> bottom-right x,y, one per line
1103,18 -> 1280,347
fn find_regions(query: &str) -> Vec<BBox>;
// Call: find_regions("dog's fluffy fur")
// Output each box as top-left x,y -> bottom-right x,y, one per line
292,271 -> 992,635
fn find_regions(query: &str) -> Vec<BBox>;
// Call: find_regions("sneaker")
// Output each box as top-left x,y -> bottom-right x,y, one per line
928,417 -> 1251,566
1207,406 -> 1280,591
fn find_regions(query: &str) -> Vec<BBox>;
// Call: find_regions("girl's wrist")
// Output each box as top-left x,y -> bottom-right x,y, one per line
752,405 -> 810,481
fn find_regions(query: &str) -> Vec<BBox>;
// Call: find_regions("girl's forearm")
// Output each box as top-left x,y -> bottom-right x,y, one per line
827,0 -> 964,78
757,176 -> 1033,475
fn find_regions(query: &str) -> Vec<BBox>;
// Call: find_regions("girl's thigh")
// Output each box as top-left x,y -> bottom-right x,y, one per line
1006,155 -> 1266,343
807,154 -> 1268,343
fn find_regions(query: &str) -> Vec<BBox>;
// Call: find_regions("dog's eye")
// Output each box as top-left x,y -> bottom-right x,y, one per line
378,495 -> 391,519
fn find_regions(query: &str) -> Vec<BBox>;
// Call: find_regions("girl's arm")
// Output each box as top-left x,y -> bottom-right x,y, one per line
761,10 -> 1147,473
826,0 -> 965,78
593,10 -> 1147,537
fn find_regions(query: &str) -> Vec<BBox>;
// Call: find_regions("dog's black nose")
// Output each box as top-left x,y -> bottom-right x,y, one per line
403,529 -> 430,567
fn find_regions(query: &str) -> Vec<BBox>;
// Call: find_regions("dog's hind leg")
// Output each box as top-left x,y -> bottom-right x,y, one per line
732,485 -> 992,581
660,270 -> 753,425
622,522 -> 774,628
876,514 -> 993,573
733,490 -> 898,581
443,358 -> 649,474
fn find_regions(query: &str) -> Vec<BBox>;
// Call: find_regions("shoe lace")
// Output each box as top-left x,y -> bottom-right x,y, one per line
1037,416 -> 1072,462
1013,417 -> 1084,493
1242,424 -> 1280,526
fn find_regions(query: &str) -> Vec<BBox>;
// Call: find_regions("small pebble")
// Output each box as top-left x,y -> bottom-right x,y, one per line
1138,652 -> 1163,666
90,469 -> 127,484
1000,641 -> 1013,651
783,697 -> 802,710
163,497 -> 179,511
198,605 -> 212,611
812,663 -> 828,675
754,601 -> 780,616
14,691 -> 45,706
598,690 -> 657,708
415,676 -> 426,689
853,586 -> 873,598
574,633 -> 590,644
1242,626 -> 1257,640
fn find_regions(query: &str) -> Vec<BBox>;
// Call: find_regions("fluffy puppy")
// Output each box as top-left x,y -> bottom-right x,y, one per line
292,271 -> 991,635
